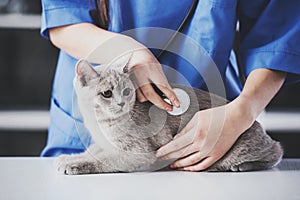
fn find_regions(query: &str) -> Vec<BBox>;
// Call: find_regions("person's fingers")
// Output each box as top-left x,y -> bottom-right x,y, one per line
136,88 -> 147,102
170,151 -> 206,169
129,62 -> 178,110
156,129 -> 195,157
139,84 -> 173,111
130,64 -> 172,110
131,78 -> 148,102
144,64 -> 180,108
155,84 -> 180,108
183,156 -> 217,172
161,143 -> 198,160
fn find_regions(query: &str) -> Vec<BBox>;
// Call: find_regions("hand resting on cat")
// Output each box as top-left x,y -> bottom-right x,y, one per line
56,59 -> 283,174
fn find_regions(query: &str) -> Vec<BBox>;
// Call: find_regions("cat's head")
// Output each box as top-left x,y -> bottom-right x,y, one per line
74,59 -> 136,119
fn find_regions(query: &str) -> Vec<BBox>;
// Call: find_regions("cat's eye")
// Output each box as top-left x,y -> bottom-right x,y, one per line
101,90 -> 113,98
123,88 -> 131,96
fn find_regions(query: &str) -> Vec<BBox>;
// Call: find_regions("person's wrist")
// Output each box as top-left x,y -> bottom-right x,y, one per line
226,95 -> 257,134
126,47 -> 158,71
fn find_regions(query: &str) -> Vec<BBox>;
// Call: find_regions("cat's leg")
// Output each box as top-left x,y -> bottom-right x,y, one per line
56,143 -> 117,174
229,141 -> 283,172
87,152 -> 156,173
56,144 -> 156,174
230,161 -> 272,172
56,150 -> 101,175
207,157 -> 276,172
208,125 -> 283,172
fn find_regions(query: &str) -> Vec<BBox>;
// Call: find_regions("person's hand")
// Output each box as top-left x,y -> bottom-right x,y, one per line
156,99 -> 255,171
127,47 -> 180,111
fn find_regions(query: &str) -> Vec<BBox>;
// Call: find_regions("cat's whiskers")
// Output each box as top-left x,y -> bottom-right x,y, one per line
108,106 -> 122,112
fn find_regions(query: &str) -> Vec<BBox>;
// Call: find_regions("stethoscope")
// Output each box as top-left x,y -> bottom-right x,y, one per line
157,0 -> 198,59
156,0 -> 198,116
90,0 -> 199,115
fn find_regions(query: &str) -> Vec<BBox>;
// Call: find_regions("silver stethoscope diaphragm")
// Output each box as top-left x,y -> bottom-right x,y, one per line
164,88 -> 190,116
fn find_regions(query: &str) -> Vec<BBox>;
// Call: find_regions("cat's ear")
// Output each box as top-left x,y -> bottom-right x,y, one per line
76,59 -> 99,86
114,53 -> 133,73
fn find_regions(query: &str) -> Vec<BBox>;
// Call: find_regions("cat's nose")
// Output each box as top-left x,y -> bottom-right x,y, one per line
118,102 -> 125,107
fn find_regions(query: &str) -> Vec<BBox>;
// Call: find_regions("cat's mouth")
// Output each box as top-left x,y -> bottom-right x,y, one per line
115,109 -> 123,114
109,107 -> 125,114
108,105 -> 130,115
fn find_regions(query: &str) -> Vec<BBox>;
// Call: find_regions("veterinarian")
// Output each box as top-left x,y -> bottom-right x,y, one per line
41,0 -> 300,171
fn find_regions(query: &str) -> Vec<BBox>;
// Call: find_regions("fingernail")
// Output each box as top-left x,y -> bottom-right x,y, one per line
174,100 -> 180,108
156,151 -> 162,157
165,106 -> 172,112
184,167 -> 192,171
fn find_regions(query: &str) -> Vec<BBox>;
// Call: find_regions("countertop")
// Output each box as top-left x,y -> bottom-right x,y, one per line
0,157 -> 299,200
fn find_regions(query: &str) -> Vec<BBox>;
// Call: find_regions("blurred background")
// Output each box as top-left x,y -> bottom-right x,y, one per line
0,0 -> 299,157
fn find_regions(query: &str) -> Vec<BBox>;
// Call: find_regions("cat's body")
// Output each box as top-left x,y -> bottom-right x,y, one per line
56,60 -> 283,174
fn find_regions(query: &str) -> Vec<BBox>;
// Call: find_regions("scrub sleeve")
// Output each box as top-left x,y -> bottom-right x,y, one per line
238,0 -> 300,83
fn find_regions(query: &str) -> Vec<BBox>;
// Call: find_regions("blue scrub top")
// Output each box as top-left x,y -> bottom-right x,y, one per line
40,0 -> 300,156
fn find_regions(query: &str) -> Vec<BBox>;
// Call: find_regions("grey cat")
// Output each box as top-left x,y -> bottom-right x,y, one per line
56,59 -> 283,175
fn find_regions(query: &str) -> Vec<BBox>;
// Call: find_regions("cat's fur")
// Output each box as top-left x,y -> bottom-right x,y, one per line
56,59 -> 283,174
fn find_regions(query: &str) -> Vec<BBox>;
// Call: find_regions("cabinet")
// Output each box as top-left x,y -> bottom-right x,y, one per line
0,12 -> 58,156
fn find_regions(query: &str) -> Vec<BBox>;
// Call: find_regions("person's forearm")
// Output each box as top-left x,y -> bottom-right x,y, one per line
49,23 -> 143,62
49,23 -> 180,110
233,68 -> 286,125
49,23 -> 116,58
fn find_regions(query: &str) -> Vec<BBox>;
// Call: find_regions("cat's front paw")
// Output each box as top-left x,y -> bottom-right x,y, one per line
55,154 -> 73,174
55,155 -> 98,175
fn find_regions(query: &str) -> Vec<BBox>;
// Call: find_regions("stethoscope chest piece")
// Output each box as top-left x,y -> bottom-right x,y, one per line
164,88 -> 190,116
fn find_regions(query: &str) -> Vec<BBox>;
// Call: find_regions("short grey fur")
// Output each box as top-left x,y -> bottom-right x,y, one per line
56,59 -> 283,174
